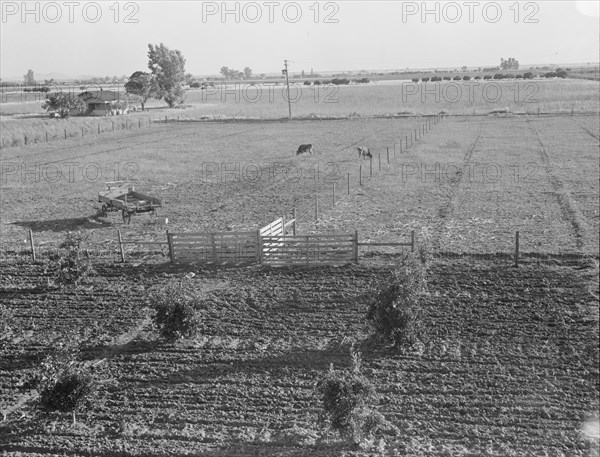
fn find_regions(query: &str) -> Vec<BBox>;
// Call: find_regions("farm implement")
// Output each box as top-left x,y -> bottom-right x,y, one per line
98,182 -> 162,224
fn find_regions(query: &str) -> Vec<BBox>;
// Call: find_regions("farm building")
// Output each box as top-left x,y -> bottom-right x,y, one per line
78,89 -> 128,116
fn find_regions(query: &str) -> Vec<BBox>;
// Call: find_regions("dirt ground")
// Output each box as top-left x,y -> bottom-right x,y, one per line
1,257 -> 598,456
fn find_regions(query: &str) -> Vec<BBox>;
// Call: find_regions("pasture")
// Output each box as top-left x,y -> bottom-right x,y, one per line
0,93 -> 599,455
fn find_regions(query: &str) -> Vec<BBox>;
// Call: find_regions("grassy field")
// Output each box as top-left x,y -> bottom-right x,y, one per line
1,114 -> 598,256
0,112 -> 598,455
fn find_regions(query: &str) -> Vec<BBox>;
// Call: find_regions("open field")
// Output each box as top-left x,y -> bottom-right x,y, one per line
1,112 -> 599,455
1,114 -> 598,256
1,78 -> 598,124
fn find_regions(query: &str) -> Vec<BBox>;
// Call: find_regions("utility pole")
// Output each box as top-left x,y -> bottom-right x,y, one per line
283,59 -> 292,120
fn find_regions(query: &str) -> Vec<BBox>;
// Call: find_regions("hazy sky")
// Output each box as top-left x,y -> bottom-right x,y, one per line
1,1 -> 599,79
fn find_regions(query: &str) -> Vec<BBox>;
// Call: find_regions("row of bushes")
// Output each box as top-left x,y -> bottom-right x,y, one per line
22,86 -> 51,92
412,70 -> 567,83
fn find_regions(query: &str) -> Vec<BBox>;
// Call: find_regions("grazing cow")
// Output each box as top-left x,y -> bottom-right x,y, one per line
357,146 -> 372,159
296,144 -> 313,155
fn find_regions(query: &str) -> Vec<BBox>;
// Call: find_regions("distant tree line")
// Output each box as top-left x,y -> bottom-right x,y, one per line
411,70 -> 568,83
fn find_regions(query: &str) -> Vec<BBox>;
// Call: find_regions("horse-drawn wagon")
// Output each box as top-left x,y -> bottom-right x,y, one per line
98,182 -> 162,224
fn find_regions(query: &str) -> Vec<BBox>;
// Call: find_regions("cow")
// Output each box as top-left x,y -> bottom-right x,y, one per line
296,144 -> 313,155
357,146 -> 372,160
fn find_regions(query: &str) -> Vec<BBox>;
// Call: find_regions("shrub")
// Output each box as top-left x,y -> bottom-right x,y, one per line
39,366 -> 93,413
50,231 -> 94,286
421,77 -> 430,83
463,75 -> 471,81
483,75 -> 492,80
316,352 -> 388,444
443,76 -> 452,81
411,78 -> 420,83
25,349 -> 99,422
366,255 -> 426,349
149,279 -> 201,341
523,72 -> 534,79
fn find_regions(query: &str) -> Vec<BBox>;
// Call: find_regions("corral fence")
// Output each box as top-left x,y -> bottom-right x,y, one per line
167,231 -> 259,266
166,217 -> 415,266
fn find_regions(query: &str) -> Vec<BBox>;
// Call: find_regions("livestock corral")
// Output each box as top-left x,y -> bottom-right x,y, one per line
1,88 -> 599,455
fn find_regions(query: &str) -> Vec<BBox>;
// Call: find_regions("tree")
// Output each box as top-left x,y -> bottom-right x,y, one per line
220,66 -> 230,78
42,92 -> 85,118
500,57 -> 519,71
147,43 -> 187,107
461,66 -> 468,72
243,67 -> 252,79
124,71 -> 157,111
24,70 -> 35,85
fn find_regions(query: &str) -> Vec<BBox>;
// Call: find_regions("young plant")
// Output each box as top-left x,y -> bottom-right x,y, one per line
316,351 -> 388,444
49,231 -> 94,287
366,255 -> 427,349
149,278 -> 201,341
24,347 -> 100,424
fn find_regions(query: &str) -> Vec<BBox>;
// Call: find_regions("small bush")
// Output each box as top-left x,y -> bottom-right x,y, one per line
316,352 -> 387,444
366,255 -> 426,349
39,368 -> 93,413
49,231 -> 94,286
149,279 -> 201,341
25,350 -> 98,419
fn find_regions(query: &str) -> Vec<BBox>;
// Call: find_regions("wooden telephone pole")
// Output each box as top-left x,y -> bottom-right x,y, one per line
283,59 -> 292,120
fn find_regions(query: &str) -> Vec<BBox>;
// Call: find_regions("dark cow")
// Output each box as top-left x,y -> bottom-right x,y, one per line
296,144 -> 313,155
357,146 -> 372,159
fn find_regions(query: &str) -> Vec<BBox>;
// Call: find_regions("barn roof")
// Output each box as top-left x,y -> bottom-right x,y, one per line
78,90 -> 121,104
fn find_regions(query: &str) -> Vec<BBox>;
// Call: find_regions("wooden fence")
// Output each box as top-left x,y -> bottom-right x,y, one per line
261,232 -> 358,265
167,231 -> 259,265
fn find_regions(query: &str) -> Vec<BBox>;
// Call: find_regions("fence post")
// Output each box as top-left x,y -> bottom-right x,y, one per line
315,194 -> 319,220
292,207 -> 297,235
138,118 -> 141,128
514,231 -> 519,267
112,122 -> 114,132
378,153 -> 381,171
353,230 -> 359,263
97,125 -> 100,134
81,126 -> 84,137
332,182 -> 336,206
393,143 -> 396,157
166,230 -> 174,263
411,230 -> 415,252
117,229 -> 125,263
28,229 -> 36,261
24,135 -> 27,145
405,135 -> 408,150
46,132 -> 48,142
347,172 -> 350,195
537,108 -> 540,117
359,165 -> 362,186
369,156 -> 373,177
256,230 -> 263,263
400,141 -> 403,154
387,147 -> 390,163
64,129 -> 67,139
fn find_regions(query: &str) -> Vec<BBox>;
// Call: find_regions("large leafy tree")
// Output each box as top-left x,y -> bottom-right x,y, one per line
124,71 -> 157,111
147,43 -> 186,107
42,92 -> 85,118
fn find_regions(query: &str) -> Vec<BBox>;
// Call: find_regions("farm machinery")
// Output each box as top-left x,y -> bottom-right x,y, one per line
98,182 -> 162,224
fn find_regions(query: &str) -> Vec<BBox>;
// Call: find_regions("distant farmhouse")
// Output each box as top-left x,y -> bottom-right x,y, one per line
78,89 -> 128,116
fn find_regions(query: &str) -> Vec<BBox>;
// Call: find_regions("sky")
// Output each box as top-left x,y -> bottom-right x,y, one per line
1,0 -> 599,80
